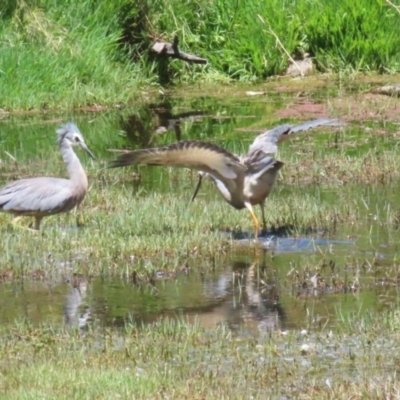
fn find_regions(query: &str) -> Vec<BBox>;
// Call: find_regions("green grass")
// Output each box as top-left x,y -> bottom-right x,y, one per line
1,82 -> 400,397
1,92 -> 400,277
144,0 -> 400,80
1,0 -> 400,110
1,146 -> 399,278
1,307 -> 400,399
0,0 -> 154,110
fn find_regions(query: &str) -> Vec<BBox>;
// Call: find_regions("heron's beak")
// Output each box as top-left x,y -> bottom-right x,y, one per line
79,142 -> 96,160
191,173 -> 204,202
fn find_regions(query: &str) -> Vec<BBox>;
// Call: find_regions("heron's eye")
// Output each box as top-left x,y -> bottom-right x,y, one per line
74,136 -> 80,142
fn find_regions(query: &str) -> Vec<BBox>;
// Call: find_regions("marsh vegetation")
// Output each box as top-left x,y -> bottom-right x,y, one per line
2,0 -> 400,397
1,76 -> 400,397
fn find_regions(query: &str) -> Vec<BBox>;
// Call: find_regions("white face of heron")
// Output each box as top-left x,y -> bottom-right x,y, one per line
62,131 -> 95,159
67,132 -> 86,147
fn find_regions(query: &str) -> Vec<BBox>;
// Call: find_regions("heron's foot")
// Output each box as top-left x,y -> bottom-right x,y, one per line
253,232 -> 259,242
252,238 -> 264,253
10,217 -> 38,232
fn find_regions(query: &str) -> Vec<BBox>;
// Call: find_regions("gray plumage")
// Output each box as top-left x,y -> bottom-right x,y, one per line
0,122 -> 95,230
110,118 -> 343,239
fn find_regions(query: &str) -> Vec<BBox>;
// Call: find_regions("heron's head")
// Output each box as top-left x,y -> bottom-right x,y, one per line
57,122 -> 95,159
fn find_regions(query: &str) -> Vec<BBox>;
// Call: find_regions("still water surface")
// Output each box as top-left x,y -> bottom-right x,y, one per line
0,235 -> 398,334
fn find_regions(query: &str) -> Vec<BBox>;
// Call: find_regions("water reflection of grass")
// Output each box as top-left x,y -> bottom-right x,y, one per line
1,308 -> 400,398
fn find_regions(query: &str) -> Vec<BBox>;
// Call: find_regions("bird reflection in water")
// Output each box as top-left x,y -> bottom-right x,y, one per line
64,275 -> 91,331
187,256 -> 285,332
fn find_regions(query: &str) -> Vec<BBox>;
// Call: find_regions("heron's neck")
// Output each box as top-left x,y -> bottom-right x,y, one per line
60,143 -> 88,190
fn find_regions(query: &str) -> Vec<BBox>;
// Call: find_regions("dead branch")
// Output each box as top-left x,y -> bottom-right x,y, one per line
151,35 -> 207,64
386,0 -> 400,16
268,29 -> 304,77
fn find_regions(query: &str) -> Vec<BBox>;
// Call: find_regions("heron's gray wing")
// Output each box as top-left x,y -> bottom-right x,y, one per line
242,150 -> 284,180
109,140 -> 246,181
0,177 -> 75,213
247,118 -> 344,156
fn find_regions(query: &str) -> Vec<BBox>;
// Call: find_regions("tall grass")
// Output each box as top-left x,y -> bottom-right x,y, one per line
142,0 -> 400,80
1,0 -> 400,110
0,0 -> 153,110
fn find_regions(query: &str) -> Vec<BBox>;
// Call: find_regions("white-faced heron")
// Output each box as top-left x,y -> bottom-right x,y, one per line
0,122 -> 95,230
110,118 -> 343,239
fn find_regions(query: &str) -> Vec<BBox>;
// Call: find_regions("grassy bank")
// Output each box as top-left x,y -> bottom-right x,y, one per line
1,306 -> 400,398
0,1 -> 153,110
1,0 -> 400,110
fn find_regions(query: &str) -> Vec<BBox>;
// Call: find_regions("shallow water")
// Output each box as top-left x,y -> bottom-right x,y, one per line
1,84 -> 400,333
0,236 -> 398,333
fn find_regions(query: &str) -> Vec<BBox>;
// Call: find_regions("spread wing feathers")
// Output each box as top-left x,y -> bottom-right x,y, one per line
109,140 -> 246,180
0,178 -> 75,214
247,118 -> 344,156
252,158 -> 284,181
242,150 -> 284,176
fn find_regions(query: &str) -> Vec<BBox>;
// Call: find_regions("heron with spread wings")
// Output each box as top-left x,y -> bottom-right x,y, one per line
110,118 -> 343,239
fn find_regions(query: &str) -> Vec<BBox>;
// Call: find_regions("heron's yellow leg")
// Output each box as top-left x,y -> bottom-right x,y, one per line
12,216 -> 23,224
75,207 -> 85,227
10,216 -> 37,232
246,258 -> 261,305
260,201 -> 267,236
244,202 -> 259,240
12,216 -> 29,229
73,203 -> 86,228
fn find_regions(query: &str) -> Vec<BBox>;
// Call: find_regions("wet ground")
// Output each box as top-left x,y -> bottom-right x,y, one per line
1,76 -> 400,334
0,208 -> 398,334
0,207 -> 398,336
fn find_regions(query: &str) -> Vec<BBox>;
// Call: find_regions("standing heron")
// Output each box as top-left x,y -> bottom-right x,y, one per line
110,118 -> 343,239
0,122 -> 95,230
